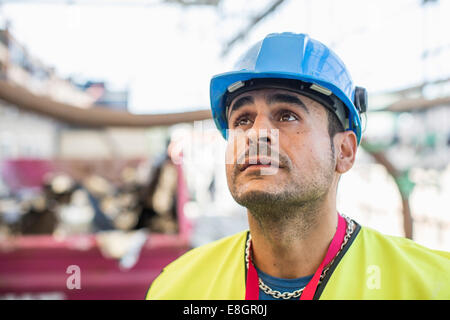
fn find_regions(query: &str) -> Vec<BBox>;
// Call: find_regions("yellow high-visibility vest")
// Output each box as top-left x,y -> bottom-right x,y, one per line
146,223 -> 450,300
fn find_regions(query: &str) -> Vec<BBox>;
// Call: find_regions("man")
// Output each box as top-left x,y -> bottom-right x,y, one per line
147,32 -> 450,299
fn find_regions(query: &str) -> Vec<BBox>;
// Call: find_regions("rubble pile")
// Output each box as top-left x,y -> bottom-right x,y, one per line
0,157 -> 180,237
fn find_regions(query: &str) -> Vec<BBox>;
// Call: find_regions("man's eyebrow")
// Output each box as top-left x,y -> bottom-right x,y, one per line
267,93 -> 309,114
227,95 -> 254,119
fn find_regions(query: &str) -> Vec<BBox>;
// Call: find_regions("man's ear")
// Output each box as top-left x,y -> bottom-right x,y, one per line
334,130 -> 358,174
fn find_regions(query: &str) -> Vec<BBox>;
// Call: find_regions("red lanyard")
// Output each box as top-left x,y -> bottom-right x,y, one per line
245,214 -> 347,300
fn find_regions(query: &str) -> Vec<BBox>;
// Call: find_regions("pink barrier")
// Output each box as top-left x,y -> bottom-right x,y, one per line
1,159 -> 53,192
0,233 -> 190,300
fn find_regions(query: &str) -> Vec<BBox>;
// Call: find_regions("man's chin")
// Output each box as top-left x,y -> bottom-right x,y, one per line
233,188 -> 282,208
236,176 -> 279,193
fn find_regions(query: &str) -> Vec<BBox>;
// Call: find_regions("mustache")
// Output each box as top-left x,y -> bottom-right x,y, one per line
235,146 -> 291,170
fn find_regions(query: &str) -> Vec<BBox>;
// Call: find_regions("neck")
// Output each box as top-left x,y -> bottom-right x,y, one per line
247,193 -> 338,279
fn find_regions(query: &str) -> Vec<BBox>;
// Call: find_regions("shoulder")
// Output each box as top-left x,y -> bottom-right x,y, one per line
164,230 -> 248,272
322,224 -> 450,299
357,225 -> 450,265
146,230 -> 248,300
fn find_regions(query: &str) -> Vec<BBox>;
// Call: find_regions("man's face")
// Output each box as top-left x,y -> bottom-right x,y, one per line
225,88 -> 337,216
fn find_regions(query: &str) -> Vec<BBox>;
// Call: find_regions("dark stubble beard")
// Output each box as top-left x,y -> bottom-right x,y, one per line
228,143 -> 336,240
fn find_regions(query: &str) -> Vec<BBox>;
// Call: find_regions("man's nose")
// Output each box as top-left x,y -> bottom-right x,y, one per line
246,114 -> 274,149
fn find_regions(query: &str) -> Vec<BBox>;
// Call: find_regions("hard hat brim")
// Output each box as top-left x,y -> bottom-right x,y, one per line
210,71 -> 362,144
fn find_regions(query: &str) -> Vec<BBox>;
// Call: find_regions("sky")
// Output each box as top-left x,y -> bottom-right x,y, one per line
1,0 -> 449,114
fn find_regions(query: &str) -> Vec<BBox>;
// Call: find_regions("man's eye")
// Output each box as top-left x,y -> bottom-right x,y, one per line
279,112 -> 297,122
234,116 -> 251,127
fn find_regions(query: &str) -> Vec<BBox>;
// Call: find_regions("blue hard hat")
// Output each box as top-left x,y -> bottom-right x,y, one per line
210,32 -> 367,144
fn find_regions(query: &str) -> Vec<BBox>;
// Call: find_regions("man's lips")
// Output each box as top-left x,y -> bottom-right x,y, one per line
238,157 -> 282,172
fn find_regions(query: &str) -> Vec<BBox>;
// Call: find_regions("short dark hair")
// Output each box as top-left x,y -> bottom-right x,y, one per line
326,109 -> 344,157
327,109 -> 345,139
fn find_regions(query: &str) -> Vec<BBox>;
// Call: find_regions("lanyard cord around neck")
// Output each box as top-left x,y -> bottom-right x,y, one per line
245,214 -> 348,300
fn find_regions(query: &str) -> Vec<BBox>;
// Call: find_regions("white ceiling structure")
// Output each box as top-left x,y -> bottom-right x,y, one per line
1,0 -> 449,114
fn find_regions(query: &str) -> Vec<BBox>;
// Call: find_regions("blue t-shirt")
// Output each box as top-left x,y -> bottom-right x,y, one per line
255,265 -> 313,300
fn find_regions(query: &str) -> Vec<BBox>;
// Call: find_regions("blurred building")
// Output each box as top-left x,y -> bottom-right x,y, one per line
0,28 -> 94,107
337,81 -> 450,251
0,27 -> 91,162
0,27 -> 135,162
77,81 -> 129,112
